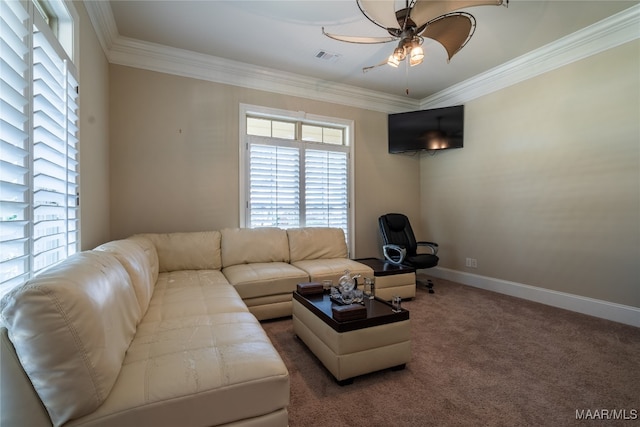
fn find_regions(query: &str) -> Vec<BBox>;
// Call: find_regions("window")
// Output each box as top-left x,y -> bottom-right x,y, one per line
0,0 -> 78,298
240,105 -> 354,252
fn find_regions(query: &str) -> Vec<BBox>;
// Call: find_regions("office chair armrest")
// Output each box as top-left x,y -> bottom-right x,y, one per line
383,244 -> 407,265
417,241 -> 439,255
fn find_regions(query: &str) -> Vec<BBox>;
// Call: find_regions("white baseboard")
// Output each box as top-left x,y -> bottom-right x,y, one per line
425,267 -> 640,328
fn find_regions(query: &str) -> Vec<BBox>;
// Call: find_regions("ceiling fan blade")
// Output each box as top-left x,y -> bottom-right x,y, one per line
410,0 -> 503,27
357,0 -> 402,31
420,13 -> 476,61
362,58 -> 391,73
322,27 -> 397,44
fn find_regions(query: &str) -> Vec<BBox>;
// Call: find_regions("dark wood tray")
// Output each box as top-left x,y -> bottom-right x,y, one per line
293,291 -> 409,333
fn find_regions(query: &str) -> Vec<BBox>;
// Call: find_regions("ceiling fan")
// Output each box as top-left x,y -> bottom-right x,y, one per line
323,0 -> 508,73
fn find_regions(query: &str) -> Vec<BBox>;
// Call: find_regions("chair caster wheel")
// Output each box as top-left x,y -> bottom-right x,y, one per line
425,279 -> 434,294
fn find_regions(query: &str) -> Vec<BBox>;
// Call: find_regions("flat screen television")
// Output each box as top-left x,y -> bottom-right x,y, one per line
388,105 -> 464,153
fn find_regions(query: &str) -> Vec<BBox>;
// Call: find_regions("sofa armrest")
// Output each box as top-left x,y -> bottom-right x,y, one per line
1,328 -> 52,427
0,252 -> 140,426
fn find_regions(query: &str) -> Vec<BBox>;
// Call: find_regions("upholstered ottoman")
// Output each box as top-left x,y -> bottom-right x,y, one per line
354,258 -> 416,300
292,291 -> 411,384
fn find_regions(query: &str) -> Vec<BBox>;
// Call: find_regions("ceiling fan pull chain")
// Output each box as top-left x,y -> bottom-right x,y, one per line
405,61 -> 410,96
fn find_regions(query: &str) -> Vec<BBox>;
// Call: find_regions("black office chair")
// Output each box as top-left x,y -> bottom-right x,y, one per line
378,213 -> 439,293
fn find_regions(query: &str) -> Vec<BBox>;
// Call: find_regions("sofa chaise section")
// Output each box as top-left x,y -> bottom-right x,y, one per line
0,233 -> 290,426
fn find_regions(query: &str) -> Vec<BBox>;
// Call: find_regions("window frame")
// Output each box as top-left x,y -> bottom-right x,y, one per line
239,104 -> 355,255
33,0 -> 78,64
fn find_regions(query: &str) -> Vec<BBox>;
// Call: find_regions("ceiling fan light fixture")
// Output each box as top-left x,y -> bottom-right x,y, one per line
393,46 -> 406,61
409,55 -> 423,67
410,45 -> 424,61
325,0 -> 507,91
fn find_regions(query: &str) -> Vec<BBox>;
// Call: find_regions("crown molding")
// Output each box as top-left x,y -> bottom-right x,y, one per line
84,1 -> 639,114
420,4 -> 640,109
107,36 -> 420,113
83,0 -> 118,55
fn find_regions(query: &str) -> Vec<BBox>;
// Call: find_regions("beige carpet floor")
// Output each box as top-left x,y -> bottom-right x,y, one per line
261,276 -> 640,427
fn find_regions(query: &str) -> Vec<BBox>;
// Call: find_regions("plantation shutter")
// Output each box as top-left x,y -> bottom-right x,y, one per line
0,1 -> 79,297
305,149 -> 348,237
248,142 -> 300,228
0,0 -> 30,288
31,22 -> 79,274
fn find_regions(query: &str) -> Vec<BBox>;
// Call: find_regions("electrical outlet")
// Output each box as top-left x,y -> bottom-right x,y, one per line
466,258 -> 478,268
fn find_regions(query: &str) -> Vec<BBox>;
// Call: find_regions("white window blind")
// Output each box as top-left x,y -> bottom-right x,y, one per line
0,0 -> 78,297
249,143 -> 300,228
305,149 -> 348,237
32,24 -> 78,274
1,0 -> 30,289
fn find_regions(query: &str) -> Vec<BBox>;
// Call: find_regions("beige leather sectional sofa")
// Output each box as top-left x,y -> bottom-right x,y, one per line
1,227 -> 373,427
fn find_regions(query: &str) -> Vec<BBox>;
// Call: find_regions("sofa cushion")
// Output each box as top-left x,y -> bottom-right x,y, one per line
0,251 -> 140,426
67,276 -> 289,427
291,259 -> 374,283
94,236 -> 159,315
143,270 -> 247,322
222,262 -> 309,299
221,227 -> 290,267
287,227 -> 348,262
138,231 -> 221,272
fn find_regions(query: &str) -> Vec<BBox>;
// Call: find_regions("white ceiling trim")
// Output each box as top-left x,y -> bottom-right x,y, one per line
83,0 -> 118,55
84,1 -> 639,114
420,4 -> 640,109
108,36 -> 421,113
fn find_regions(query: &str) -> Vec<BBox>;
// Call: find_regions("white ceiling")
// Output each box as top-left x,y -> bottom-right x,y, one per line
107,1 -> 637,100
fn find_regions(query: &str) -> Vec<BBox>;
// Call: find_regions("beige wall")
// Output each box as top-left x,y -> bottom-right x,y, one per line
107,36 -> 638,307
108,65 -> 421,257
419,40 -> 640,307
76,1 -> 110,250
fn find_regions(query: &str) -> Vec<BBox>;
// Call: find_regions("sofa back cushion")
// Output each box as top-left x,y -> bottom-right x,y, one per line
287,227 -> 348,262
221,227 -> 289,267
94,236 -> 159,315
0,251 -> 140,426
138,231 -> 222,272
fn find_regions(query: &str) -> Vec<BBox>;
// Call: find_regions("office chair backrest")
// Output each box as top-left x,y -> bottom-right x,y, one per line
378,213 -> 418,256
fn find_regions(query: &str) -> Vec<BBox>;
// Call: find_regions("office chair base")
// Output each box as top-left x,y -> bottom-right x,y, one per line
417,278 -> 435,294
427,278 -> 435,294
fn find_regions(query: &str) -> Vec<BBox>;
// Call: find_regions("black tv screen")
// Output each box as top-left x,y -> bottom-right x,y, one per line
388,105 -> 464,153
